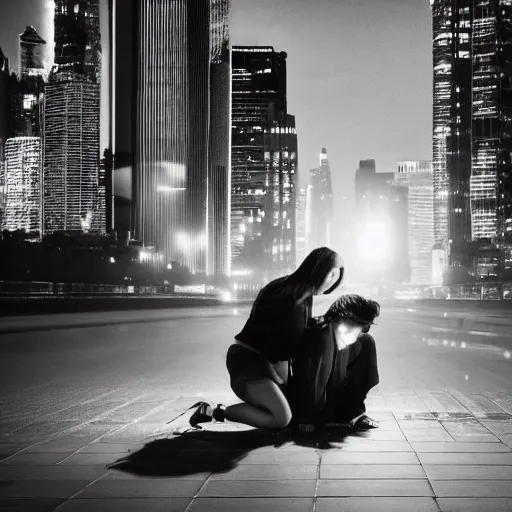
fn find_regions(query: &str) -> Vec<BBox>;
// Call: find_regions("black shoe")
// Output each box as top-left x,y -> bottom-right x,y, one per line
189,402 -> 213,428
349,413 -> 379,430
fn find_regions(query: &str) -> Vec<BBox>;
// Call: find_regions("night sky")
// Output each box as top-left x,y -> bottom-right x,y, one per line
0,0 -> 432,249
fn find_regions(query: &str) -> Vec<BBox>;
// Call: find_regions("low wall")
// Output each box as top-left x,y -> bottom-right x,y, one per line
0,295 -> 248,317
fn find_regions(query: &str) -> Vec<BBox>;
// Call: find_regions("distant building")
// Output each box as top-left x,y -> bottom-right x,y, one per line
3,137 -> 41,236
19,25 -> 46,80
11,27 -> 46,138
295,186 -> 307,266
308,148 -> 333,249
396,160 -> 434,285
354,159 -> 402,283
231,46 -> 297,279
43,74 -> 100,233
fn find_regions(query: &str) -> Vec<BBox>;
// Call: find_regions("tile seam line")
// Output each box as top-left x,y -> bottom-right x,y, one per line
5,388 -> 124,436
53,397 -> 190,509
0,393 -> 149,462
57,397 -> 185,462
392,409 -> 437,499
311,450 -> 322,512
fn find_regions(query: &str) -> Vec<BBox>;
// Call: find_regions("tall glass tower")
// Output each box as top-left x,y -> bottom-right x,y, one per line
431,0 -> 512,272
231,46 -> 297,280
112,0 -> 231,275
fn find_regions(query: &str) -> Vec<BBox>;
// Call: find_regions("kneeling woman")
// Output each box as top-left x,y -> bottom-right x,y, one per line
189,247 -> 344,430
287,294 -> 381,430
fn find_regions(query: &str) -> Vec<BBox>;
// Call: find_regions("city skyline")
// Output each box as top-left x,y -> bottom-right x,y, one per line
0,0 -> 432,249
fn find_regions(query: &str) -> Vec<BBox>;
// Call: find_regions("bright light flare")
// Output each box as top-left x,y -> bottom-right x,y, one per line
219,290 -> 232,303
357,221 -> 390,262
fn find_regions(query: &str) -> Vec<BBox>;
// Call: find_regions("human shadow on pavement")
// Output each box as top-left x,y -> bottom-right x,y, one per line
108,426 -> 367,478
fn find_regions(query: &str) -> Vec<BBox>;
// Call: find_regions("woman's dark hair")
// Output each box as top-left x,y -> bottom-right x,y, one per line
324,294 -> 380,326
286,247 -> 344,304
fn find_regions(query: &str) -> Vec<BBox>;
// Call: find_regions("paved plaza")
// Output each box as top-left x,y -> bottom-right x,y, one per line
1,303 -> 512,511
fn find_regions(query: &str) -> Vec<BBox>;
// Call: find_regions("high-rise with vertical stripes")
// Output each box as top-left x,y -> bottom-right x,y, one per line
112,0 -> 231,275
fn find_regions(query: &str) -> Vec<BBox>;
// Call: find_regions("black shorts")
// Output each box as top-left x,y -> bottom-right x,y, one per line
226,343 -> 286,401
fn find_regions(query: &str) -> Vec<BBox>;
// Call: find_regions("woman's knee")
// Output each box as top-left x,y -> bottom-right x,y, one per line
245,379 -> 292,428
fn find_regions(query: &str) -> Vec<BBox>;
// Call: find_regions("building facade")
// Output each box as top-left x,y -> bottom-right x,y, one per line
396,160 -> 435,284
43,74 -> 100,233
308,147 -> 333,249
208,0 -> 232,276
112,0 -> 231,275
3,137 -> 41,235
19,25 -> 46,80
295,186 -> 307,266
54,0 -> 101,83
231,46 -> 297,279
43,0 -> 103,235
13,27 -> 46,138
431,0 -> 512,273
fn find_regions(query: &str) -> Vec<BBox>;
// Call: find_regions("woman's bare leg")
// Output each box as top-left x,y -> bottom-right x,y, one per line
225,378 -> 292,429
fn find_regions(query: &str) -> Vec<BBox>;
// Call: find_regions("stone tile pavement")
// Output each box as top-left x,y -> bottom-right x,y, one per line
1,390 -> 512,511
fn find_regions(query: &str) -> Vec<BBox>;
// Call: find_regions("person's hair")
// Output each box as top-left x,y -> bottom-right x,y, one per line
324,294 -> 380,326
285,247 -> 344,304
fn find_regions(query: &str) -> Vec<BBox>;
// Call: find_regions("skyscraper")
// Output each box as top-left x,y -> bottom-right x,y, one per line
396,160 -> 435,284
208,0 -> 231,276
43,0 -> 103,235
231,46 -> 297,279
431,0 -> 512,273
43,75 -> 100,233
308,147 -> 333,249
13,27 -> 46,138
112,0 -> 231,275
54,0 -> 101,82
3,137 -> 41,235
19,25 -> 46,80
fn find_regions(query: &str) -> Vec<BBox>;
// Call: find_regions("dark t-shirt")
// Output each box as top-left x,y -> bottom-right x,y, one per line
235,276 -> 313,363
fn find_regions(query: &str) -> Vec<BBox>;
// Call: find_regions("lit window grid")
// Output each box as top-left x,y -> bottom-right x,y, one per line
4,137 -> 41,234
43,77 -> 100,234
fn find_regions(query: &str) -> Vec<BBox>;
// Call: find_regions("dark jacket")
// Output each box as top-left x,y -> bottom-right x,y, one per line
235,276 -> 313,363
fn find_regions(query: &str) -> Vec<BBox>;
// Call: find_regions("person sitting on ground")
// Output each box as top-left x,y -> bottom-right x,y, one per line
286,294 -> 381,430
189,247 -> 344,430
